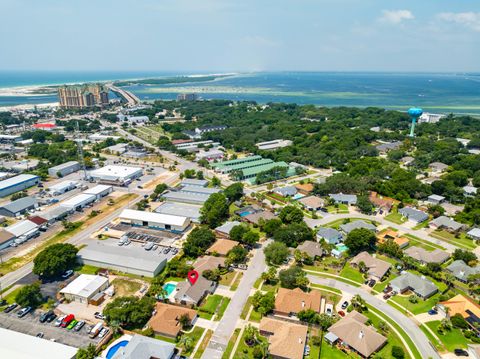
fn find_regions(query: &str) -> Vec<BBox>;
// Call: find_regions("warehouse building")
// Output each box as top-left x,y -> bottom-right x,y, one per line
162,190 -> 210,205
48,161 -> 81,178
37,206 -> 72,224
0,174 -> 40,197
0,196 -> 37,217
0,230 -> 15,250
5,220 -> 39,243
179,185 -> 221,195
180,179 -> 208,187
59,274 -> 109,304
83,184 -> 113,199
118,209 -> 190,233
155,202 -> 202,223
89,165 -> 143,185
60,193 -> 96,211
78,242 -> 168,277
48,181 -> 78,196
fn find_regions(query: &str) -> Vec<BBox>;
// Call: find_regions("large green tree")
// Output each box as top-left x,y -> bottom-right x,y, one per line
224,183 -> 244,202
33,243 -> 78,278
103,296 -> 155,329
183,227 -> 216,257
200,193 -> 229,228
279,266 -> 309,289
264,241 -> 290,265
279,206 -> 304,224
344,228 -> 376,255
15,282 -> 43,308
273,222 -> 313,247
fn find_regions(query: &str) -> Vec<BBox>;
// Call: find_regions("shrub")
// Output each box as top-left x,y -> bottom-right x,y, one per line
391,346 -> 405,359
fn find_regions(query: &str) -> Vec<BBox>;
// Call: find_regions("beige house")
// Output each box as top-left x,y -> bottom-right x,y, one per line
259,317 -> 308,359
350,251 -> 391,281
274,288 -> 321,317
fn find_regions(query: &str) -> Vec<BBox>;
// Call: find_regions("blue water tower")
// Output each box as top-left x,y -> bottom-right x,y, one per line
408,107 -> 423,137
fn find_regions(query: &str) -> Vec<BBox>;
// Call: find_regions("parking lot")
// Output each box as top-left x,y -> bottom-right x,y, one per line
0,309 -> 102,348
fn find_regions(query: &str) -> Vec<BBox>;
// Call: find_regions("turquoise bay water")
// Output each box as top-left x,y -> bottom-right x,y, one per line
1,71 -> 480,114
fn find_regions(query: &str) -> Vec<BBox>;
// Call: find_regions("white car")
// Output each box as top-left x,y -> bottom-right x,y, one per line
55,315 -> 66,327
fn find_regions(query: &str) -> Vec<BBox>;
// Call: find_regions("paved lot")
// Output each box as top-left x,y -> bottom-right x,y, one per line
0,310 -> 101,348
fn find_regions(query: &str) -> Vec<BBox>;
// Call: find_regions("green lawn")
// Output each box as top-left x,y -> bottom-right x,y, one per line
310,284 -> 342,294
253,277 -> 262,289
230,272 -> 243,291
373,272 -> 397,293
412,221 -> 430,230
215,297 -> 231,321
222,328 -> 240,359
403,234 -> 446,251
2,285 -> 24,305
419,324 -> 446,352
390,293 -> 439,315
233,327 -> 269,358
198,294 -> 224,319
429,230 -> 476,250
76,264 -> 100,275
324,218 -> 378,229
219,271 -> 237,286
425,320 -> 471,351
327,204 -> 349,214
179,326 -> 205,356
193,329 -> 213,358
320,339 -> 352,358
111,278 -> 142,296
339,264 -> 365,284
154,334 -> 177,343
385,212 -> 407,224
240,296 -> 253,320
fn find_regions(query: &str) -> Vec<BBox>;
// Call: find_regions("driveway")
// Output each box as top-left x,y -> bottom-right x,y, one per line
201,240 -> 270,359
308,275 -> 440,359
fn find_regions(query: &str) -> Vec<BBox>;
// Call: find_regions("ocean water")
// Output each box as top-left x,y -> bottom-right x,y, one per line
1,71 -> 480,114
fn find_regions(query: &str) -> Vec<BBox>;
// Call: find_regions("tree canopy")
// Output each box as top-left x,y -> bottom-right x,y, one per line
33,243 -> 78,278
344,228 -> 376,255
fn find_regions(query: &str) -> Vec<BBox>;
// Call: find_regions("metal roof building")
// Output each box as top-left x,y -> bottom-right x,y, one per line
162,190 -> 210,205
119,209 -> 190,233
90,165 -> 143,185
60,193 -> 96,210
180,178 -> 208,187
5,220 -> 38,239
83,184 -> 113,199
155,202 -> 202,223
59,274 -> 109,304
48,161 -> 80,178
48,180 -> 78,195
179,185 -> 221,195
0,174 -> 40,197
0,196 -> 37,217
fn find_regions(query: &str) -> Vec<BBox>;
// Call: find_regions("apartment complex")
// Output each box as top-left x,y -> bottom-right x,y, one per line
58,84 -> 109,108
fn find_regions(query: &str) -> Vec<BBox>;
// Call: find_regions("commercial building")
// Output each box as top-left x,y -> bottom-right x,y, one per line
162,191 -> 210,205
90,165 -> 143,185
0,230 -> 15,250
110,334 -> 176,359
118,209 -> 190,233
5,220 -> 39,243
60,193 -> 96,211
83,184 -> 113,199
0,174 -> 40,197
177,93 -> 198,101
154,202 -> 202,223
0,196 -> 37,217
179,185 -> 220,195
326,310 -> 387,358
350,252 -> 391,280
48,180 -> 78,195
88,134 -> 121,142
390,272 -> 438,299
78,242 -> 168,277
259,318 -> 308,359
58,84 -> 109,108
183,125 -> 227,139
256,139 -> 293,150
48,161 -> 80,178
274,288 -> 321,317
149,303 -> 197,338
0,327 -> 77,359
37,206 -> 72,224
59,274 -> 109,304
180,178 -> 208,187
174,140 -> 220,152
195,149 -> 224,161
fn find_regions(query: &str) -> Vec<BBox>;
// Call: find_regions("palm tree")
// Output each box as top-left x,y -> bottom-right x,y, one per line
244,324 -> 258,346
179,335 -> 194,352
178,313 -> 191,330
351,294 -> 366,312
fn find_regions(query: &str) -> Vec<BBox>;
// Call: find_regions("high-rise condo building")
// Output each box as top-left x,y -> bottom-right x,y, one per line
58,84 -> 109,108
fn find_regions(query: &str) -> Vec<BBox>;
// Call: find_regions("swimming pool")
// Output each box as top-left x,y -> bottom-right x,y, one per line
336,244 -> 349,252
106,340 -> 129,359
292,193 -> 305,200
238,210 -> 254,217
163,282 -> 177,297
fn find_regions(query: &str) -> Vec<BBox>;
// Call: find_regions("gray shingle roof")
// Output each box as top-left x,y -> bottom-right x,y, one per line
273,186 -> 297,197
447,260 -> 480,281
340,220 -> 376,234
316,227 -> 343,243
399,207 -> 429,222
111,334 -> 175,359
430,216 -> 464,231
404,246 -> 450,264
329,193 -> 357,205
390,272 -> 438,298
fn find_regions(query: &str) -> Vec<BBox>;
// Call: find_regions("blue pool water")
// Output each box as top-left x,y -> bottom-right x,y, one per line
163,283 -> 177,296
106,340 -> 129,359
238,211 -> 253,217
292,194 -> 305,200
336,244 -> 349,252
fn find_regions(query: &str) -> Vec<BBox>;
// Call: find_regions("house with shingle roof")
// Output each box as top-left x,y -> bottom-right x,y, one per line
193,256 -> 226,274
447,260 -> 480,283
326,310 -> 387,358
377,229 -> 409,248
350,252 -> 391,281
207,238 -> 239,256
438,294 -> 480,333
468,228 -> 480,241
329,193 -> 357,205
316,227 -> 343,244
390,272 -> 438,299
429,162 -> 448,174
274,288 -> 321,317
273,186 -> 298,197
214,221 -> 241,239
297,196 -> 325,211
399,207 -> 429,223
148,303 -> 197,338
340,220 -> 376,235
174,276 -> 216,307
296,241 -> 323,259
242,210 -> 276,226
430,216 -> 465,232
404,246 -> 450,265
259,317 -> 308,359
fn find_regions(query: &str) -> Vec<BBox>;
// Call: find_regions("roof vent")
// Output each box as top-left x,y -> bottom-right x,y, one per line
301,300 -> 305,307
359,330 -> 364,339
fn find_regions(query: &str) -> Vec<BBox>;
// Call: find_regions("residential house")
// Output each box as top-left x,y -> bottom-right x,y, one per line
296,241 -> 323,259
398,207 -> 429,223
174,276 -> 217,307
242,210 -> 276,226
329,193 -> 357,205
274,287 -> 321,317
214,221 -> 241,239
340,220 -> 376,235
438,294 -> 480,333
273,186 -> 297,197
376,141 -> 402,154
400,156 -> 414,166
427,194 -> 445,204
207,238 -> 239,257
110,334 -> 175,359
259,318 -> 308,359
464,186 -> 478,197
429,162 -> 448,175
404,246 -> 450,265
149,303 -> 197,338
297,196 -> 325,211
446,260 -> 480,283
295,183 -> 314,195
325,310 -> 387,358
389,272 -> 438,299
316,227 -> 343,244
369,192 -> 396,213
377,229 -> 409,248
193,256 -> 226,274
350,252 -> 391,281
429,216 -> 465,232
468,228 -> 480,241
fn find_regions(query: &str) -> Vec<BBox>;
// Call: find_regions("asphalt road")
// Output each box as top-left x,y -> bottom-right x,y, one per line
308,275 -> 440,359
201,240 -> 270,359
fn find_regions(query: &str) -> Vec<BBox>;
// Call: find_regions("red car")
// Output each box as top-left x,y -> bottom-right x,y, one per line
61,314 -> 75,328
338,310 -> 345,317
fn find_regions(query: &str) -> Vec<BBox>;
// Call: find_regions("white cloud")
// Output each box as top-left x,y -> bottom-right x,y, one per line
379,10 -> 414,24
437,12 -> 480,32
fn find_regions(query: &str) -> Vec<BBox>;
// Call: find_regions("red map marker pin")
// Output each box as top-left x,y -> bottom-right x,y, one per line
187,270 -> 199,285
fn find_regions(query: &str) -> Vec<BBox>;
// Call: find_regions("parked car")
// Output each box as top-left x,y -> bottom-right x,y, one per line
428,309 -> 438,315
152,244 -> 158,251
39,310 -> 54,323
454,348 -> 469,356
4,303 -> 18,313
94,312 -> 106,320
36,332 -> 44,338
383,294 -> 391,300
390,291 -> 398,296
89,322 -> 103,338
66,319 -> 78,330
238,264 -> 248,270
61,314 -> 75,328
17,306 -> 32,318
74,321 -> 85,332
46,313 -> 57,323
55,315 -> 66,327
341,301 -> 349,309
338,310 -> 345,317
368,279 -> 376,287
62,270 -> 74,279
98,327 -> 110,339
144,242 -> 154,251
163,247 -> 170,254
383,286 -> 392,294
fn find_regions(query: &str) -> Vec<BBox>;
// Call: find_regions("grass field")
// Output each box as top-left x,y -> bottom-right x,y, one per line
403,234 -> 446,251
390,293 -> 439,315
233,328 -> 268,358
327,204 -> 349,214
230,272 -> 243,291
429,230 -> 476,250
385,212 -> 407,224
111,278 -> 142,296
339,264 -> 365,284
222,328 -> 240,359
425,320 -> 471,351
320,339 -> 351,358
199,294 -> 224,320
324,218 -> 377,229
179,327 -> 205,356
219,271 -> 237,286
215,297 -> 231,321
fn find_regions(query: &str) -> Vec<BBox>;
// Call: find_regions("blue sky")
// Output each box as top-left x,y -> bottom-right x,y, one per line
0,0 -> 479,72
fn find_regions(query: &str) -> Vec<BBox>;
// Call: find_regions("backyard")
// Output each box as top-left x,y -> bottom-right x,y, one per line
111,277 -> 143,296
